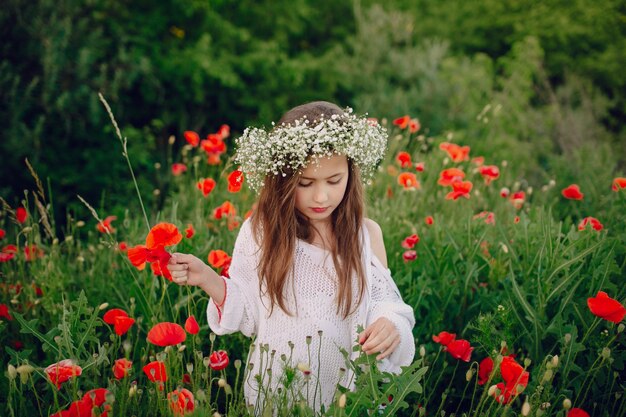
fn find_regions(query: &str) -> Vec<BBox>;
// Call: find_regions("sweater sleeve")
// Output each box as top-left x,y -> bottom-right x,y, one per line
367,254 -> 416,373
206,219 -> 259,338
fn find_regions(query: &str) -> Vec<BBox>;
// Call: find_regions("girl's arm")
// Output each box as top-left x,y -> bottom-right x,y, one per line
361,219 -> 416,367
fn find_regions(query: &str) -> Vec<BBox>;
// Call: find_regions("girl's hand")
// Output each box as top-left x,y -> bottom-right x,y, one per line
168,253 -> 211,287
359,317 -> 400,360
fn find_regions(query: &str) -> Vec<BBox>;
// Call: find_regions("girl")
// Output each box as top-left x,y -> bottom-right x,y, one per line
168,101 -> 415,413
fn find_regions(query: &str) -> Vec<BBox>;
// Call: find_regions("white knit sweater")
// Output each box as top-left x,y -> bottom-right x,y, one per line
206,218 -> 415,413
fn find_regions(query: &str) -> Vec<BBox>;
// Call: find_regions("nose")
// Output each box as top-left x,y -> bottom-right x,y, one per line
313,184 -> 329,204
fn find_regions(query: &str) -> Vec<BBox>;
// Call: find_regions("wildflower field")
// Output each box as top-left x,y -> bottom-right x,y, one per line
1,101 -> 625,417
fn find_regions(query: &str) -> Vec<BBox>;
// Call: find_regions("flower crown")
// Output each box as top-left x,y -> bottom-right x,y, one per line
234,108 -> 388,192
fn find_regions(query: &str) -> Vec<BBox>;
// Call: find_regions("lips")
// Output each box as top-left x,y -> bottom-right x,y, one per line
311,207 -> 328,213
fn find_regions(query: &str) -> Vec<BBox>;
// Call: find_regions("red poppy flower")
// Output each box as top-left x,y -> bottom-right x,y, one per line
567,409 -> 590,417
185,224 -> 194,239
208,250 -> 231,269
612,177 -> 626,192
414,162 -> 425,172
113,358 -> 132,379
587,291 -> 626,323
409,118 -> 421,133
402,250 -> 417,262
398,172 -> 420,189
437,168 -> 465,186
213,201 -> 237,220
446,181 -> 473,200
401,234 -> 420,249
146,223 -> 183,249
201,134 -> 226,154
68,388 -> 110,417
510,191 -> 525,209
171,163 -> 187,176
147,322 -> 187,346
0,303 -> 12,321
479,165 -> 500,185
439,142 -> 470,162
227,170 -> 244,193
432,331 -> 456,346
0,228 -> 5,240
396,152 -> 412,168
514,216 -> 520,224
168,388 -> 195,416
185,315 -> 200,335
16,207 -> 28,224
182,373 -> 192,384
562,184 -> 584,200
492,356 -> 529,404
103,308 -> 136,336
97,216 -> 117,233
184,131 -> 200,147
217,124 -> 230,140
118,242 -> 128,252
0,244 -> 17,262
578,217 -> 603,231
444,339 -> 473,362
24,244 -> 44,261
143,361 -> 167,382
393,115 -> 410,129
425,216 -> 434,225
45,359 -> 82,389
478,357 -> 494,385
196,178 -> 217,197
209,350 -> 229,371
500,187 -> 510,198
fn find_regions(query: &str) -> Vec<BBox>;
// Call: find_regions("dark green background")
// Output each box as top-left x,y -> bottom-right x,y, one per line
2,0 -> 624,222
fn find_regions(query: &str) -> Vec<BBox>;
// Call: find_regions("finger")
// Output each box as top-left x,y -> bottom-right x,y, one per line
173,275 -> 188,285
168,263 -> 188,272
361,323 -> 391,351
359,326 -> 372,344
171,270 -> 188,279
376,338 -> 401,360
363,333 -> 392,354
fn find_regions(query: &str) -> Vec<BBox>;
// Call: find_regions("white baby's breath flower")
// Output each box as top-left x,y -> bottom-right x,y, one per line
235,108 -> 388,192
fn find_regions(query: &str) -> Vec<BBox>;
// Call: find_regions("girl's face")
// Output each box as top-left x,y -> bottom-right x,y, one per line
295,154 -> 349,225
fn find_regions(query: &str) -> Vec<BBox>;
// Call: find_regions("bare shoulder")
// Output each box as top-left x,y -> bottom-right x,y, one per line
363,218 -> 388,268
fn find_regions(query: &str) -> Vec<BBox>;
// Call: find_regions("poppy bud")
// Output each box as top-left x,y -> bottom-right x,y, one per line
218,378 -> 227,388
550,355 -> 559,368
521,401 -> 531,416
178,345 -> 187,353
76,221 -> 85,227
564,333 -> 571,343
168,135 -> 176,145
563,398 -> 572,409
7,364 -> 17,380
338,393 -> 347,408
213,413 -> 222,417
465,368 -> 474,382
419,345 -> 426,357
234,359 -> 242,370
602,347 -> 611,359
618,324 -> 625,333
209,333 -> 216,343
186,363 -> 194,374
129,384 -> 137,397
487,385 -> 498,397
524,358 -> 532,367
98,303 -> 109,311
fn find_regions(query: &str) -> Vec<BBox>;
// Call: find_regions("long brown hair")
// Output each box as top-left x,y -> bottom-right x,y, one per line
250,101 -> 366,318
